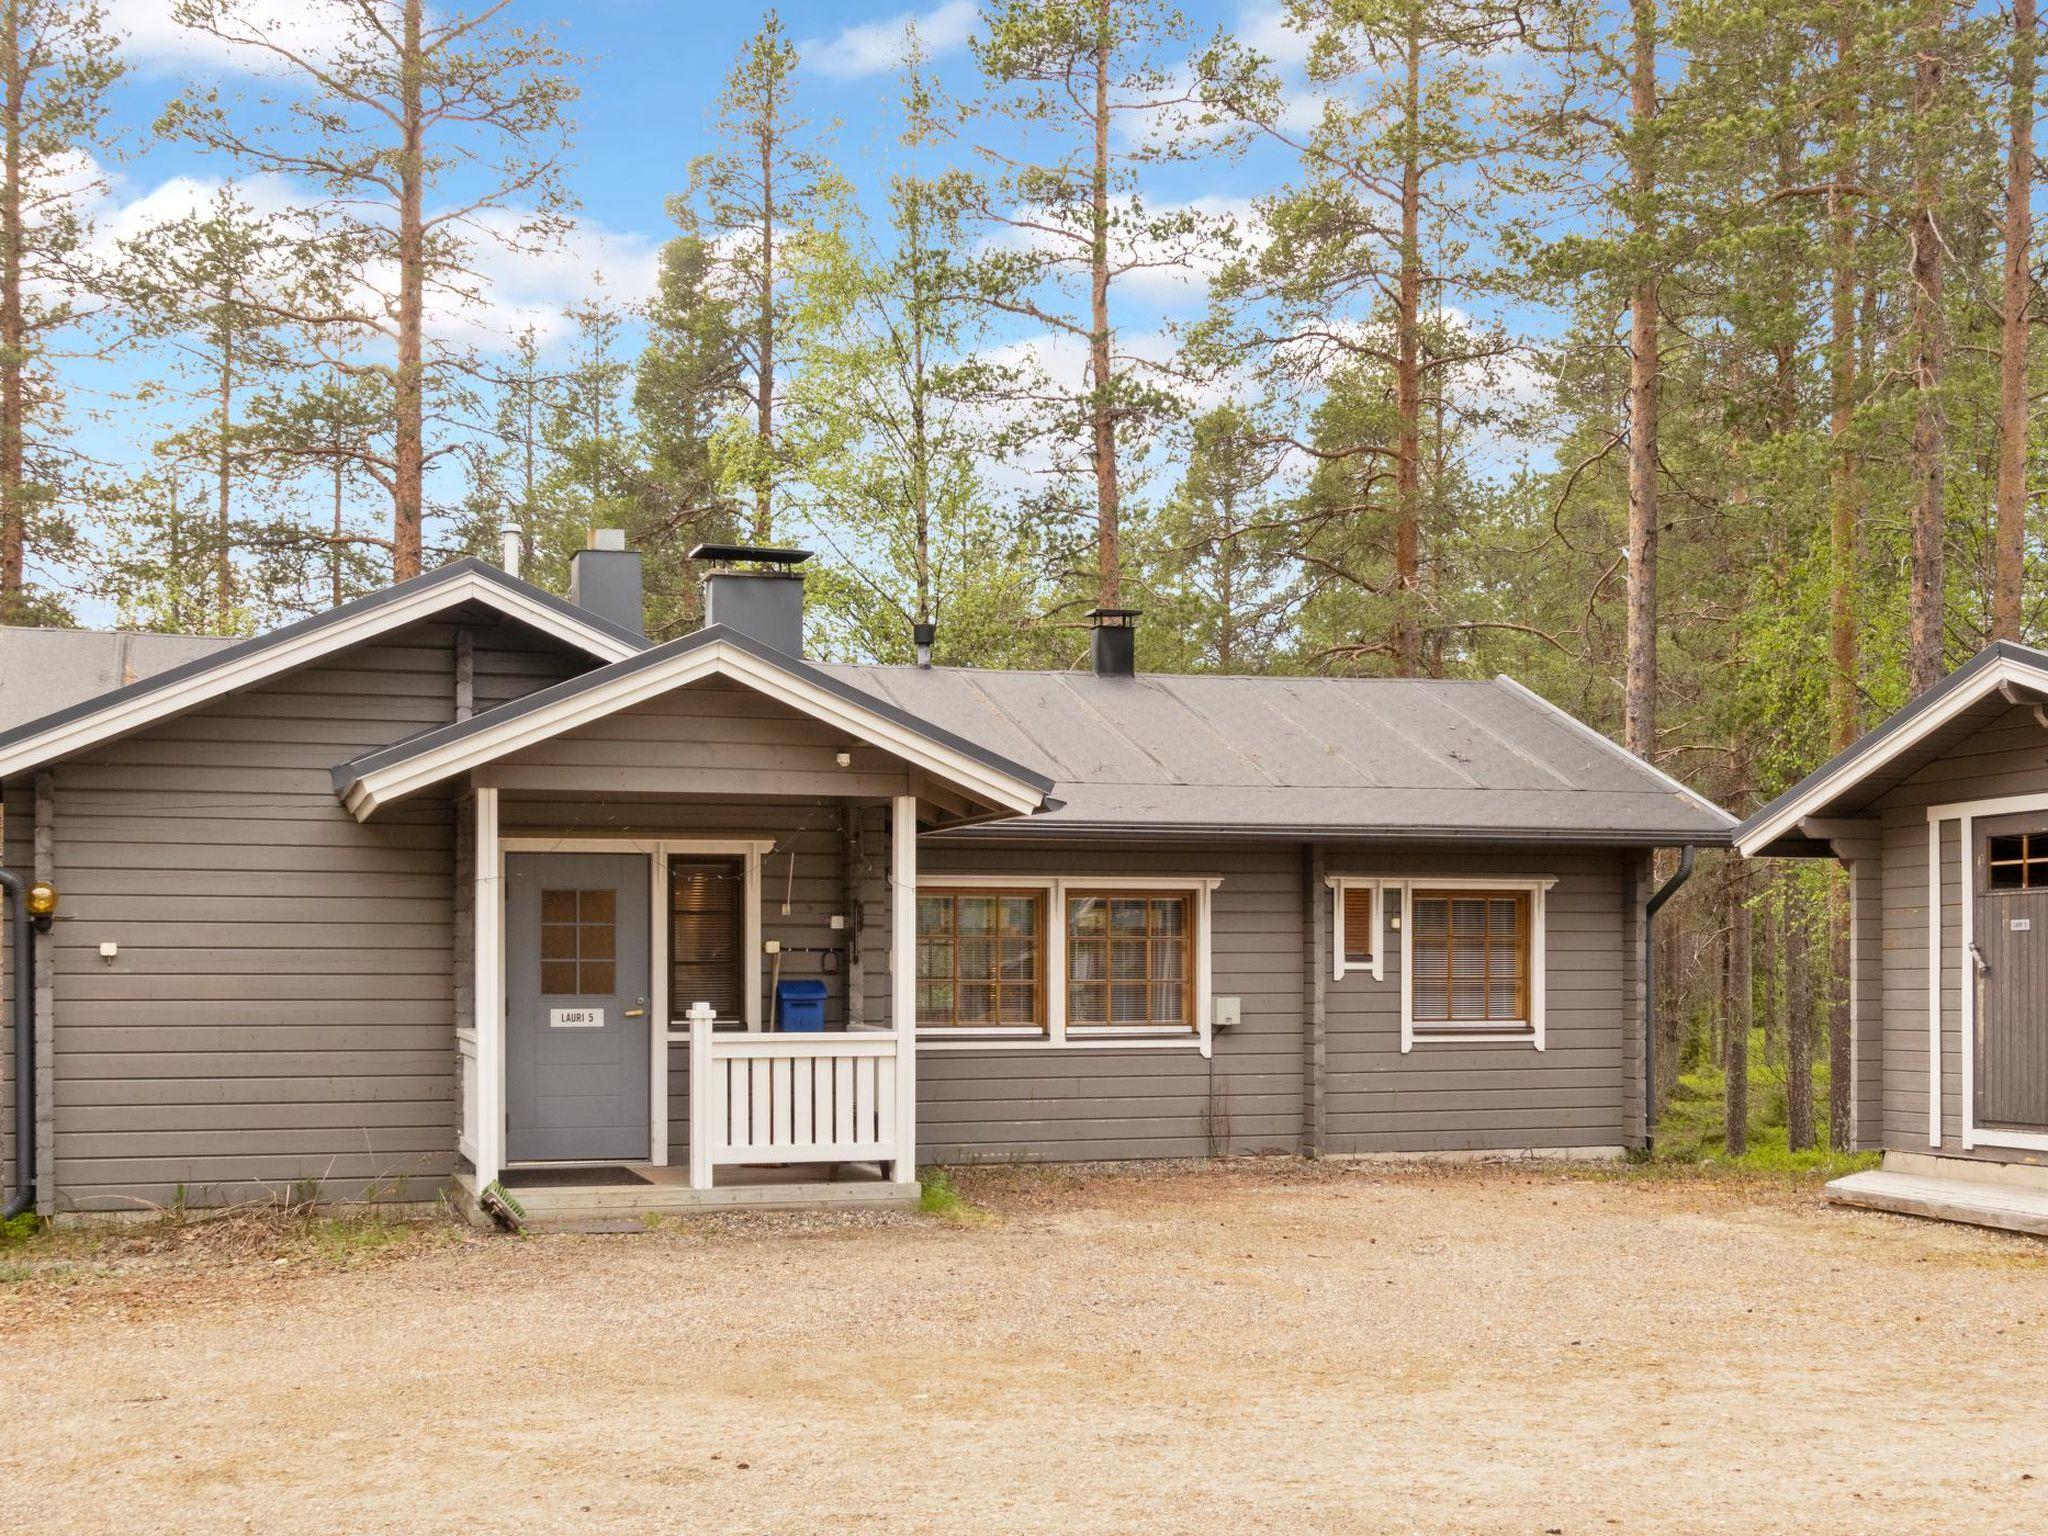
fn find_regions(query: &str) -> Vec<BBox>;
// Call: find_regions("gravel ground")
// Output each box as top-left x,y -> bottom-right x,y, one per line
2,1159 -> 2046,1535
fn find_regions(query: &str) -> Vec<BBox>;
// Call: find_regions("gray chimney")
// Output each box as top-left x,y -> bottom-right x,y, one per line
569,529 -> 644,636
1087,608 -> 1139,678
689,543 -> 812,657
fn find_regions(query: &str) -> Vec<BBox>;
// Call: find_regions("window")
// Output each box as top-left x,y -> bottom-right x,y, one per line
1409,890 -> 1530,1030
539,888 -> 616,995
916,890 -> 1045,1031
670,856 -> 745,1020
1988,832 -> 2048,890
1331,879 -> 1378,979
1066,893 -> 1192,1031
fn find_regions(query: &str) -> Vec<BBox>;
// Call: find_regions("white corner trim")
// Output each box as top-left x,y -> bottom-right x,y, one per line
1928,817 -> 1943,1149
1391,876 -> 1556,1054
1740,655 -> 2048,856
1325,876 -> 1384,982
1961,812 -> 1976,1151
345,638 -> 1046,820
0,568 -> 638,783
912,872 -> 1222,1057
1493,674 -> 1733,826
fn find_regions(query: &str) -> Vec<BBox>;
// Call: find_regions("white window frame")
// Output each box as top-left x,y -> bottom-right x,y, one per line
912,874 -> 1221,1057
499,834 -> 772,1169
1392,876 -> 1557,1053
1326,876 -> 1383,981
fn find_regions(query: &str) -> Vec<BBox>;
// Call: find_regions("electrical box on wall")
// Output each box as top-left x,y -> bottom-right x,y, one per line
1213,995 -> 1242,1029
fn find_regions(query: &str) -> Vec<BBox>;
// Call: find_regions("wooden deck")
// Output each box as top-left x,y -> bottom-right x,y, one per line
1825,1168 -> 2048,1237
452,1163 -> 920,1232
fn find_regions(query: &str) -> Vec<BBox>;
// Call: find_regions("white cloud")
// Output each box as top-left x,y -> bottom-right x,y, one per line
803,0 -> 977,80
106,0 -> 357,78
1236,3 -> 1311,68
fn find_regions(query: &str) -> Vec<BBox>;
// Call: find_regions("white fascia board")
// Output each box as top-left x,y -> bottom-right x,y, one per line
0,569 -> 638,782
347,639 -> 1046,819
1738,656 -> 2048,857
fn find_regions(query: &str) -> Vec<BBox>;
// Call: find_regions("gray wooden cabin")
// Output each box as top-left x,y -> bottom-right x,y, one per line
1739,643 -> 2048,1233
0,540 -> 1732,1221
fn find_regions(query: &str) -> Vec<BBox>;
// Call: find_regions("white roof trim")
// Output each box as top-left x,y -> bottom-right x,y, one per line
1736,653 -> 2048,857
343,638 -> 1049,820
0,568 -> 639,782
1492,674 -> 1734,830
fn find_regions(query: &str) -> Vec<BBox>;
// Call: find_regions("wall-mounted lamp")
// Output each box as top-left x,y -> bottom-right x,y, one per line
25,880 -> 57,933
835,750 -> 853,769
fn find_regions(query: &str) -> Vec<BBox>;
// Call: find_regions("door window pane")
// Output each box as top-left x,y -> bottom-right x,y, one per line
538,888 -> 619,996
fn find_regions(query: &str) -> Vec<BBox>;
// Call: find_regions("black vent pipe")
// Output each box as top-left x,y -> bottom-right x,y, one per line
1,867 -> 31,1219
1643,844 -> 1696,1155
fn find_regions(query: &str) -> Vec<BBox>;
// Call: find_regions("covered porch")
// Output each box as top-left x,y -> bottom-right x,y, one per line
329,626 -> 1055,1222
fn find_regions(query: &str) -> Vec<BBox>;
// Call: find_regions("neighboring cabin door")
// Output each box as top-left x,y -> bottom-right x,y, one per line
505,852 -> 652,1163
1974,817 -> 2048,1133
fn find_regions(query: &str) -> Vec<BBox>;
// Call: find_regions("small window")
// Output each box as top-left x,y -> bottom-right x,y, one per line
1343,885 -> 1374,964
1987,831 -> 2048,891
671,856 -> 744,1021
539,888 -> 617,996
1067,893 -> 1192,1031
1409,890 -> 1529,1029
917,890 -> 1044,1031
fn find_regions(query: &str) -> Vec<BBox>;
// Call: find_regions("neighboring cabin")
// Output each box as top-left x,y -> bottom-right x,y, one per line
0,538 -> 1732,1221
1739,643 -> 2048,1233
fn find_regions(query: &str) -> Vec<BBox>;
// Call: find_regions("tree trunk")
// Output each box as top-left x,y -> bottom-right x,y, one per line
1829,875 -> 1853,1151
1088,0 -> 1120,610
1786,889 -> 1816,1152
754,82 -> 776,544
1828,19 -> 1861,753
1907,14 -> 1948,694
216,322 -> 234,632
1726,862 -> 1751,1158
0,1 -> 26,614
1996,0 -> 2036,641
1624,0 -> 1660,759
391,0 -> 426,581
1392,12 -> 1423,676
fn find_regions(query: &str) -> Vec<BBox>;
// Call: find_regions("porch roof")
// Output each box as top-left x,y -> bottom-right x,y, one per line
332,625 -> 1057,820
1736,642 -> 2048,858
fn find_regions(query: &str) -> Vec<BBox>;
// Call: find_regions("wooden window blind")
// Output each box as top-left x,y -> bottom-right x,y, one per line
670,856 -> 745,1020
1066,893 -> 1192,1029
1409,890 -> 1529,1026
916,890 -> 1044,1030
1342,884 -> 1374,964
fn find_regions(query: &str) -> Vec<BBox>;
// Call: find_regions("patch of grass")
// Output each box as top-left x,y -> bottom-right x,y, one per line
0,1211 -> 39,1248
918,1168 -> 983,1222
1638,1027 -> 1880,1182
286,1213 -> 424,1264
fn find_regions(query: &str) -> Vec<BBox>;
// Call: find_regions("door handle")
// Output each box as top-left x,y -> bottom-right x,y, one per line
1969,941 -> 1989,976
624,997 -> 648,1019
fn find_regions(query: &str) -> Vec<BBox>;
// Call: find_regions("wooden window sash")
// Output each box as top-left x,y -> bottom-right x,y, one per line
1342,883 -> 1374,965
1064,890 -> 1195,1031
915,887 -> 1047,1032
1409,889 -> 1531,1027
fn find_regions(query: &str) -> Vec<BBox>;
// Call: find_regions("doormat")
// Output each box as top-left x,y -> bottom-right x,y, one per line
498,1166 -> 652,1189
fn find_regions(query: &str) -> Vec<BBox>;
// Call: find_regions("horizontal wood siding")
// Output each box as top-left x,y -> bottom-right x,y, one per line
0,784 -> 25,1202
1324,849 -> 1632,1154
899,833 -> 1305,1162
26,618 -> 597,1211
499,797 -> 858,1157
1874,702 -> 2048,1165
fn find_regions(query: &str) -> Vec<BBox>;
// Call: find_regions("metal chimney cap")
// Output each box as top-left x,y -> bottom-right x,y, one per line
1085,607 -> 1142,625
687,543 -> 813,568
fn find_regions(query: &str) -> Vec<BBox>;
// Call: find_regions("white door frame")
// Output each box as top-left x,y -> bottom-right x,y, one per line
1927,791 -> 2048,1153
489,830 -> 770,1169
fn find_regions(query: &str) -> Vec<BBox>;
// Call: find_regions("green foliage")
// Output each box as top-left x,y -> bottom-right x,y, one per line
918,1167 -> 983,1221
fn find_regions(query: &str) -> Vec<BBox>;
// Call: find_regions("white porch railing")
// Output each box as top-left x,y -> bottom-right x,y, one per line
687,1015 -> 905,1188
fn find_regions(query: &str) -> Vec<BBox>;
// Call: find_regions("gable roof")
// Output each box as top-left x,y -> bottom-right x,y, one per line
1735,641 -> 2048,857
0,626 -> 233,734
0,559 -> 644,782
817,664 -> 1735,843
333,625 -> 1057,820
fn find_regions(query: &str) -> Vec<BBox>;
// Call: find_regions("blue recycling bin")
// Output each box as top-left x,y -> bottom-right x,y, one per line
776,979 -> 828,1032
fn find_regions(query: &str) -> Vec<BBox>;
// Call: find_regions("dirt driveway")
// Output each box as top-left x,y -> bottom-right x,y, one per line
2,1160 -> 2046,1535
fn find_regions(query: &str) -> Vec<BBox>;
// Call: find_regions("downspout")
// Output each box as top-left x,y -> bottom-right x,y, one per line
1643,844 -> 1697,1155
0,866 -> 30,1218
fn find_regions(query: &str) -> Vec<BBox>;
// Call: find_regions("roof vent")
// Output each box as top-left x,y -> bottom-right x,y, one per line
690,543 -> 812,658
1087,608 -> 1139,678
569,529 -> 642,637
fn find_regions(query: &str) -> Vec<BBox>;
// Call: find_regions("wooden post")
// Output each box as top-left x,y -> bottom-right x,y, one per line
890,793 -> 918,1186
843,807 -> 865,1029
1302,844 -> 1326,1158
688,1006 -> 715,1189
472,786 -> 502,1190
32,770 -> 53,1216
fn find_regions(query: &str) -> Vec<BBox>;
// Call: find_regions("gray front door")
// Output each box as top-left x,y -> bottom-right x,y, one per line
506,852 -> 652,1162
1975,817 -> 2048,1132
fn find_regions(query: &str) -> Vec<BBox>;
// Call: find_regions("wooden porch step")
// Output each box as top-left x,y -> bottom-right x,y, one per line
454,1171 -> 920,1230
1825,1170 -> 2048,1237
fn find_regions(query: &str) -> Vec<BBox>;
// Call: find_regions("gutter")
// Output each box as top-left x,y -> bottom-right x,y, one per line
1643,845 -> 1697,1154
1,866 -> 30,1219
